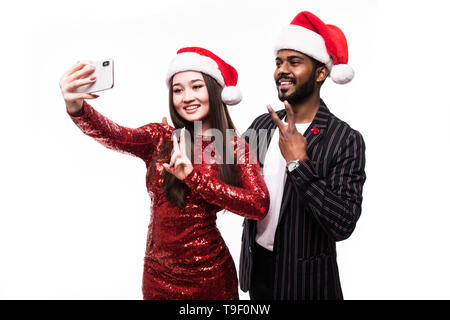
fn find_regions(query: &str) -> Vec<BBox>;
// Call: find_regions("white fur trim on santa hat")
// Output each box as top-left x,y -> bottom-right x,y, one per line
274,24 -> 332,67
330,64 -> 354,84
166,52 -> 225,87
221,86 -> 242,105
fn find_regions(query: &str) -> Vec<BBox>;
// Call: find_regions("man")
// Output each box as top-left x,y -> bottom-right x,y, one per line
239,11 -> 366,300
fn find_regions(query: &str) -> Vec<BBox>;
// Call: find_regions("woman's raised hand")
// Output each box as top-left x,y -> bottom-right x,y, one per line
163,128 -> 193,180
59,61 -> 99,115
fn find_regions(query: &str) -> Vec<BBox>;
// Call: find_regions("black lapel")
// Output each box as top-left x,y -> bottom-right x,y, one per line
277,100 -> 331,224
254,110 -> 284,167
302,100 -> 329,156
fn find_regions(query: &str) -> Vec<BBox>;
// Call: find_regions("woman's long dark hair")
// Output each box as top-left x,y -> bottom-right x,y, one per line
147,73 -> 240,208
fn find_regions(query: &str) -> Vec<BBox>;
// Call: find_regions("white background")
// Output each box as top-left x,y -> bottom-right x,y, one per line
1,0 -> 449,299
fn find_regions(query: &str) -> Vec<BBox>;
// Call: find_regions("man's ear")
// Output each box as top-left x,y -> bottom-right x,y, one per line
316,66 -> 329,83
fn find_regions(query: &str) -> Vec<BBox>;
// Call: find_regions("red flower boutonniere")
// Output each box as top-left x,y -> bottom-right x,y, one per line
311,127 -> 320,135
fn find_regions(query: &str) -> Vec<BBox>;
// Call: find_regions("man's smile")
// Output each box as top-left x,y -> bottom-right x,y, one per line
277,76 -> 296,90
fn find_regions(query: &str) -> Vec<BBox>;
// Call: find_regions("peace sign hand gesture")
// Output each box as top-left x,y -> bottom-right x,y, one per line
163,128 -> 194,180
267,101 -> 309,163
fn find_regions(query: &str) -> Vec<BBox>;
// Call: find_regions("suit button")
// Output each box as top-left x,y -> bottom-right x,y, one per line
249,246 -> 252,253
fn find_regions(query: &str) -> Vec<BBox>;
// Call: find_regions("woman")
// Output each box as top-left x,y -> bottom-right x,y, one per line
59,47 -> 269,300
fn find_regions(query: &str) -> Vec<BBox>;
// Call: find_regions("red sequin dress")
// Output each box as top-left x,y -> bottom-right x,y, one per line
68,102 -> 269,300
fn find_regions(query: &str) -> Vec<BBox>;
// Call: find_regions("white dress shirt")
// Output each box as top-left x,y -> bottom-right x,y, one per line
255,119 -> 311,251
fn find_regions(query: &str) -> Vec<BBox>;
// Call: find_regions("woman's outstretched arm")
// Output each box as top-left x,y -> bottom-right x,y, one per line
68,101 -> 170,161
61,61 -> 171,161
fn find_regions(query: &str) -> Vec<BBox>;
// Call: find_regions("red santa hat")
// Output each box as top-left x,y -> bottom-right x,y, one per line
274,11 -> 354,84
166,47 -> 242,105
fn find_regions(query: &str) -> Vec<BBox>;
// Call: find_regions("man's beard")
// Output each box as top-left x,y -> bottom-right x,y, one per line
278,70 -> 316,105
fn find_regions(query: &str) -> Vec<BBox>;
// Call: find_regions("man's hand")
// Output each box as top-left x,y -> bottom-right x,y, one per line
267,101 -> 309,163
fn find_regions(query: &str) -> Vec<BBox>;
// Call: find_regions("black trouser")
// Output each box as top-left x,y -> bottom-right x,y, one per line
249,243 -> 275,300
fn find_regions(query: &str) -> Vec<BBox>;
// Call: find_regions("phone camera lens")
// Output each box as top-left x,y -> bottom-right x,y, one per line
102,61 -> 110,67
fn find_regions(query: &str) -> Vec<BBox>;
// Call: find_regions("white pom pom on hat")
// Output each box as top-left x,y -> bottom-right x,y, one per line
330,64 -> 354,84
166,47 -> 242,105
274,11 -> 354,84
221,86 -> 242,106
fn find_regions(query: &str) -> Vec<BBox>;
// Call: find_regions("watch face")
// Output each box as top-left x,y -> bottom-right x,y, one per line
288,162 -> 299,171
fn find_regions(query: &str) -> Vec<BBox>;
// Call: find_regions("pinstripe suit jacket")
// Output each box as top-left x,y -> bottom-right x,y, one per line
239,100 -> 366,300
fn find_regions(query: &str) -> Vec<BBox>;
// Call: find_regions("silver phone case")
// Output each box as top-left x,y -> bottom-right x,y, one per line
75,59 -> 114,94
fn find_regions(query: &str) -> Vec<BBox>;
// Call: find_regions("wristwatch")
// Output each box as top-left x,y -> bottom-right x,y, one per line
287,159 -> 301,172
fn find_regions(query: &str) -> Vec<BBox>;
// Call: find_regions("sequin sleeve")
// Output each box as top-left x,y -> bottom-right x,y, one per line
67,101 -> 170,161
182,139 -> 269,220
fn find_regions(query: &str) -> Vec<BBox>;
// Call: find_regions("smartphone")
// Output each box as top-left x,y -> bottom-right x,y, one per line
75,59 -> 114,94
